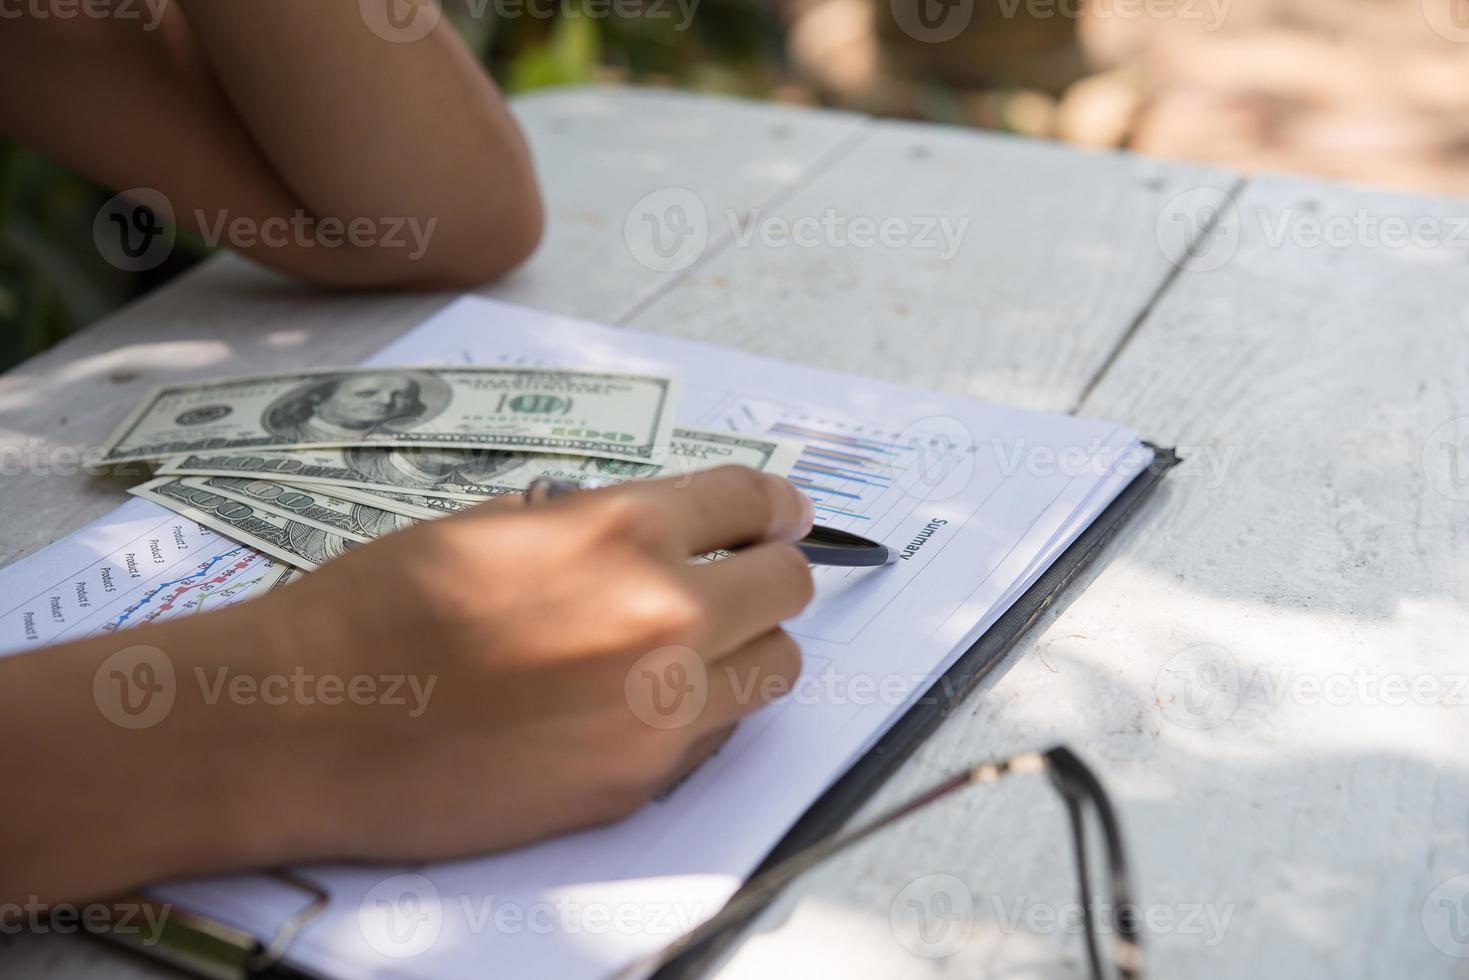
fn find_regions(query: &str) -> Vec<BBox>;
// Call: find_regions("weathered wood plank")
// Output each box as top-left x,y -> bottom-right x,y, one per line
708,175 -> 1469,979
624,117 -> 1235,413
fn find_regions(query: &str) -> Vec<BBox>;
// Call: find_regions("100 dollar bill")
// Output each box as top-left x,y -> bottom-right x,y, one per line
103,366 -> 680,464
130,478 -> 361,571
156,427 -> 802,500
185,476 -> 421,543
319,485 -> 478,521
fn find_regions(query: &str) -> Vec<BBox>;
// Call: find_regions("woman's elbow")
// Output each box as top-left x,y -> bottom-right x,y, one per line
421,188 -> 545,287
234,184 -> 545,291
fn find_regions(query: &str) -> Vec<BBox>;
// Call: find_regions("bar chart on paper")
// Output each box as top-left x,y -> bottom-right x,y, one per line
706,394 -> 978,522
684,392 -> 986,645
461,342 -> 997,648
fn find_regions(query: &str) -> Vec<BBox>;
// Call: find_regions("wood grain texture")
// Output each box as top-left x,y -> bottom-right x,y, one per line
623,117 -> 1235,413
707,176 -> 1469,980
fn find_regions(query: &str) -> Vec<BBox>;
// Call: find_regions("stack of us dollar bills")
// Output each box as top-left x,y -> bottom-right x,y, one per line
101,367 -> 801,573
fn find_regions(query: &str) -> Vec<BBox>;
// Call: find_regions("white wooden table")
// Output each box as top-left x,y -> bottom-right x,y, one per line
3,87 -> 1466,979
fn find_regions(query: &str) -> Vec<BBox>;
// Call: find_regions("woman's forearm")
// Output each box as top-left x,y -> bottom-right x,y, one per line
0,597 -> 324,905
0,2 -> 542,288
176,0 -> 544,282
0,469 -> 815,908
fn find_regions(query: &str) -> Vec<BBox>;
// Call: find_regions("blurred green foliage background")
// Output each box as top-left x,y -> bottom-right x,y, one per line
0,1 -> 789,372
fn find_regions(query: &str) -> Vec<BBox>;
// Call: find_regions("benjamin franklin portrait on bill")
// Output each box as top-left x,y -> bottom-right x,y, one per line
261,371 -> 452,444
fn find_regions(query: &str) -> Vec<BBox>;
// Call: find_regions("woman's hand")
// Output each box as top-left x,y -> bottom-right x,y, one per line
274,466 -> 816,860
0,468 -> 815,904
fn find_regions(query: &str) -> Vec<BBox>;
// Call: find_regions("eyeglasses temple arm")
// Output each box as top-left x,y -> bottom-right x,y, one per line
619,753 -> 1049,979
1045,746 -> 1145,980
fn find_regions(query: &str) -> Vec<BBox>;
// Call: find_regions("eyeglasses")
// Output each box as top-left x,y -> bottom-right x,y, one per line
630,745 -> 1144,980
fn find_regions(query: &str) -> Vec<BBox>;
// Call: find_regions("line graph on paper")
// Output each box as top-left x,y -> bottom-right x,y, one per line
102,546 -> 292,633
0,511 -> 293,655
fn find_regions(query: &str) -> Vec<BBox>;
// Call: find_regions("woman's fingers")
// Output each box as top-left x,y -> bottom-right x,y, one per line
663,724 -> 739,792
600,466 -> 814,559
685,542 -> 814,656
453,466 -> 813,568
694,628 -> 804,735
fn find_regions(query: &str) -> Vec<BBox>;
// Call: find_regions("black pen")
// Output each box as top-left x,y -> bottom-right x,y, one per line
524,477 -> 896,567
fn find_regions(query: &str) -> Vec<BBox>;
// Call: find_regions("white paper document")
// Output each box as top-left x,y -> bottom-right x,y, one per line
0,297 -> 1150,979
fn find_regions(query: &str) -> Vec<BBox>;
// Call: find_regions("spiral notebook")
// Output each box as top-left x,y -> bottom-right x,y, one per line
0,297 -> 1175,979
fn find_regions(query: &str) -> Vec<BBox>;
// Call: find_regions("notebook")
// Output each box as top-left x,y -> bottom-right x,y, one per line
0,297 -> 1172,979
